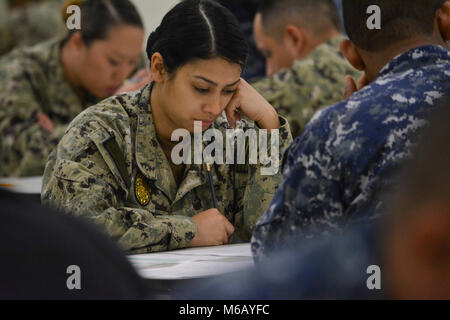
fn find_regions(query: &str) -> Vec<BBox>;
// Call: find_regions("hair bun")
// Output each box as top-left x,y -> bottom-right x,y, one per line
146,26 -> 162,53
61,0 -> 84,24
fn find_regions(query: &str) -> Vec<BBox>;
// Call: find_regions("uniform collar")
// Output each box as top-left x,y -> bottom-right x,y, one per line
135,83 -> 207,203
377,45 -> 450,79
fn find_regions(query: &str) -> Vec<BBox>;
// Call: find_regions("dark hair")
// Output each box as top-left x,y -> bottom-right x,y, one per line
342,0 -> 446,51
64,0 -> 143,46
257,0 -> 341,35
146,0 -> 249,75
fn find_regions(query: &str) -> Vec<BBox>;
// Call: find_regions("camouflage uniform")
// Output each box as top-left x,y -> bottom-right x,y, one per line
0,38 -> 98,177
0,0 -> 67,56
251,45 -> 450,262
252,36 -> 362,138
41,83 -> 292,254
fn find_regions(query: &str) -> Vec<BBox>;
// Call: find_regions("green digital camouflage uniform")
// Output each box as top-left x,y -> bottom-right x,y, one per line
252,36 -> 362,138
41,83 -> 293,254
0,38 -> 99,177
0,0 -> 67,56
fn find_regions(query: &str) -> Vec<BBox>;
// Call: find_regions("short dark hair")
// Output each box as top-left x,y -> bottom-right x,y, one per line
146,0 -> 249,75
342,0 -> 445,51
257,0 -> 341,36
64,0 -> 143,46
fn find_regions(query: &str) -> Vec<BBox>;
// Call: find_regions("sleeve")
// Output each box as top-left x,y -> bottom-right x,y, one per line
232,115 -> 293,241
0,60 -> 67,176
41,120 -> 196,254
251,123 -> 345,262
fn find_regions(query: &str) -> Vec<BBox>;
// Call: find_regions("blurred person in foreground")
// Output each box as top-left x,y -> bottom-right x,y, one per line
178,97 -> 450,300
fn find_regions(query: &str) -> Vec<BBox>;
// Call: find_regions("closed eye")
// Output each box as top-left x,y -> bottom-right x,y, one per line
223,89 -> 237,95
195,87 -> 209,94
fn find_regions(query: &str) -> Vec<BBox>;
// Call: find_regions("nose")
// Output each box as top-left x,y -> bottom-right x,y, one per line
203,96 -> 222,119
112,65 -> 133,83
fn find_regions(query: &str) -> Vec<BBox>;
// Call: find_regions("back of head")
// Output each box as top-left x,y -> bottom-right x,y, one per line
342,0 -> 445,51
63,0 -> 143,46
257,0 -> 341,36
146,0 -> 249,75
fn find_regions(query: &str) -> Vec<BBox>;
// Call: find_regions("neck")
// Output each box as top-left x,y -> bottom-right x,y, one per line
361,36 -> 445,82
60,42 -> 86,101
300,29 -> 341,59
150,84 -> 180,154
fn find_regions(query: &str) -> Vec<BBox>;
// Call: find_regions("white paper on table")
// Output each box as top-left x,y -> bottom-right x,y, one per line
0,177 -> 42,194
127,243 -> 254,280
135,258 -> 254,280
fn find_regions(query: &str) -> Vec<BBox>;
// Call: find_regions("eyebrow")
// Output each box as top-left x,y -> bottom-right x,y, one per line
194,76 -> 240,87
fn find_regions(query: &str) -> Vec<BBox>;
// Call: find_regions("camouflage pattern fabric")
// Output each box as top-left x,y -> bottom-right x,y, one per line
0,0 -> 67,56
0,38 -> 98,177
251,45 -> 450,262
41,83 -> 293,254
252,36 -> 362,138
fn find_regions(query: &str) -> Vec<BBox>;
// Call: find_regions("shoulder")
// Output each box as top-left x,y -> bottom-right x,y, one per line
0,38 -> 60,82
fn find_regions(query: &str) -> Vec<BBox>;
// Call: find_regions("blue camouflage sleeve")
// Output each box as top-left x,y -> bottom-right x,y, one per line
251,110 -> 346,262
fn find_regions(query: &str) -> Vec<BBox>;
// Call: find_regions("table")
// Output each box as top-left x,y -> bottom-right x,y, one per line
0,176 -> 43,194
128,243 -> 254,298
1,177 -> 255,297
0,176 -> 42,203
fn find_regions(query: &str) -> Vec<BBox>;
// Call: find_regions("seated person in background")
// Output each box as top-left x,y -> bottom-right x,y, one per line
251,0 -> 450,262
0,0 -> 151,177
41,0 -> 292,254
179,98 -> 450,300
0,189 -> 148,299
251,0 -> 361,138
0,0 -> 67,57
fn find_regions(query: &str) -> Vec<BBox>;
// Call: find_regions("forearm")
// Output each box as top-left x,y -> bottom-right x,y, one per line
42,173 -> 196,253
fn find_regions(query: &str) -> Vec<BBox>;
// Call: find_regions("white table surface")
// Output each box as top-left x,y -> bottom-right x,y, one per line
0,176 -> 43,194
127,243 -> 254,280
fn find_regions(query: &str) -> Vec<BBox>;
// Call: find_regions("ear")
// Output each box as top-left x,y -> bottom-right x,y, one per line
68,32 -> 86,53
150,53 -> 168,83
339,39 -> 365,71
283,25 -> 305,56
437,1 -> 450,42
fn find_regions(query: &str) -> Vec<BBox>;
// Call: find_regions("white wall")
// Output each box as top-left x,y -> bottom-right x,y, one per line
131,0 -> 180,41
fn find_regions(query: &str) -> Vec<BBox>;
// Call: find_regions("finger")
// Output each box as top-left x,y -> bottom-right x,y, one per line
356,74 -> 369,90
222,232 -> 229,245
225,94 -> 240,129
344,76 -> 357,100
225,220 -> 235,237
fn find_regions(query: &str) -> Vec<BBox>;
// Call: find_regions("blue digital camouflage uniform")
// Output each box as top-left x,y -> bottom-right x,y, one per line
251,45 -> 450,262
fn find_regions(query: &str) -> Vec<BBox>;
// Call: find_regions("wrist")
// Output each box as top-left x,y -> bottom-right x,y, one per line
256,106 -> 280,130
